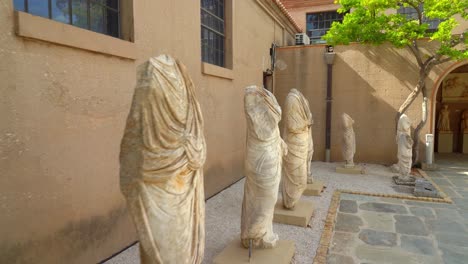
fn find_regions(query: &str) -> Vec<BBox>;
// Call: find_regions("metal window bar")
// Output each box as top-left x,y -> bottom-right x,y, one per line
201,0 -> 225,67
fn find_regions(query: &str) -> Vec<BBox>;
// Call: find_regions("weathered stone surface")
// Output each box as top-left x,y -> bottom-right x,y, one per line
394,215 -> 429,236
356,245 -> 440,264
281,89 -> 313,209
241,85 -> 285,249
361,211 -> 395,232
379,197 -> 405,204
339,200 -> 358,213
341,113 -> 356,167
435,233 -> 468,247
438,244 -> 468,264
327,253 -> 355,264
335,213 -> 363,233
330,232 -> 356,255
358,229 -> 397,247
392,114 -> 413,179
414,179 -> 441,198
452,198 -> 468,211
404,200 -> 455,209
425,218 -> 466,234
119,55 -> 206,263
434,208 -> 462,220
359,202 -> 408,214
409,207 -> 435,219
400,235 -> 435,256
431,178 -> 452,186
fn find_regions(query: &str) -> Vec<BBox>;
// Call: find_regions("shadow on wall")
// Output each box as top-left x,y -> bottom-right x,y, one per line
0,205 -> 133,264
274,44 -> 429,164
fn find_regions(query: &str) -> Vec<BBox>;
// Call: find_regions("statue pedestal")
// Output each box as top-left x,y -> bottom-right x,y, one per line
273,200 -> 314,227
213,239 -> 295,264
336,165 -> 364,174
438,131 -> 453,153
463,133 -> 468,154
303,181 -> 324,196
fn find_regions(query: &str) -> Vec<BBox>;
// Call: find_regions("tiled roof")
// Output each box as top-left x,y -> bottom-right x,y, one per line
273,0 -> 303,32
280,0 -> 335,9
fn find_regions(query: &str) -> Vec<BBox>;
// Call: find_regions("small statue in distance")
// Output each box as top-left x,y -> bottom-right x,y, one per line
461,109 -> 468,132
341,113 -> 356,168
438,104 -> 451,132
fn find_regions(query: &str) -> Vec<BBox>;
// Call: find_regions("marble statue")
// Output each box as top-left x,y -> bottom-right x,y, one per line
392,114 -> 414,181
307,111 -> 315,184
281,89 -> 313,209
462,109 -> 468,132
119,55 -> 206,264
438,104 -> 451,131
241,85 -> 287,249
341,113 -> 356,168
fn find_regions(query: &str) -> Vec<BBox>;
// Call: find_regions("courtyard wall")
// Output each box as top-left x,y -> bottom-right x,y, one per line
0,0 -> 297,263
274,42 -> 459,164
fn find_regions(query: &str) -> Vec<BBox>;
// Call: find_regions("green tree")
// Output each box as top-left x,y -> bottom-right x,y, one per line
324,0 -> 468,165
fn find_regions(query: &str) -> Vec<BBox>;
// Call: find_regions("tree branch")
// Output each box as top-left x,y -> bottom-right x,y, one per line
408,41 -> 424,68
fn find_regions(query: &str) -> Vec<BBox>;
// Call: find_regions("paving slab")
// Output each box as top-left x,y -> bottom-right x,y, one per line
400,235 -> 435,256
339,200 -> 358,213
358,229 -> 397,247
359,202 -> 408,214
394,215 -> 429,236
361,211 -> 395,232
335,213 -> 363,233
409,207 -> 435,219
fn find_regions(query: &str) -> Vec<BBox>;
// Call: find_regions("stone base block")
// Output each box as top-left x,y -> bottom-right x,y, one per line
213,239 -> 295,264
273,199 -> 314,227
336,165 -> 364,174
303,181 -> 324,196
438,132 -> 453,153
421,163 -> 438,171
463,133 -> 468,154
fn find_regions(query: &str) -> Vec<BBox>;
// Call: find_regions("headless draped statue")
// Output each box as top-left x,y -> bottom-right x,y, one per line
241,85 -> 287,249
461,109 -> 468,132
341,113 -> 356,168
282,89 -> 313,209
438,105 -> 451,132
392,114 -> 414,181
119,55 -> 206,264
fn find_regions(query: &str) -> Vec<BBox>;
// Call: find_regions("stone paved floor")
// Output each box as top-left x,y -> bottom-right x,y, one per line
328,154 -> 468,264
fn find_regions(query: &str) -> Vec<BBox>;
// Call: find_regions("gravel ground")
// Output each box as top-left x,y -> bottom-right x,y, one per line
105,161 -> 406,264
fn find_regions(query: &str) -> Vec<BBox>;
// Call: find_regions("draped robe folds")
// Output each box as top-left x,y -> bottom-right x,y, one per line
394,115 -> 413,177
119,55 -> 206,264
241,85 -> 286,249
281,89 -> 313,209
341,114 -> 356,167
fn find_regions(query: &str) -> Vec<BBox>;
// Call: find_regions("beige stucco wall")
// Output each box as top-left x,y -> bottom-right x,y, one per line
0,0 -> 296,263
274,43 -> 460,164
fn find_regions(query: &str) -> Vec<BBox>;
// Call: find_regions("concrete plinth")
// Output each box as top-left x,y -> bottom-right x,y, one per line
273,199 -> 314,227
336,165 -> 364,174
213,239 -> 295,264
464,133 -> 468,154
438,132 -> 453,153
303,181 -> 324,196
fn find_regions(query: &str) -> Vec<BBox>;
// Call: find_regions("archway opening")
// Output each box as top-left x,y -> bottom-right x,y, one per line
431,63 -> 468,156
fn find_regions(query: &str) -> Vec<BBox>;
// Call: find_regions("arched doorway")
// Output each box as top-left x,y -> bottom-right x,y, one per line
430,62 -> 468,155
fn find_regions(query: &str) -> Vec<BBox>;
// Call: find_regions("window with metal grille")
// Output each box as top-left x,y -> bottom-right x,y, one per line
201,0 -> 225,67
14,0 -> 120,38
397,5 -> 440,32
306,11 -> 344,44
